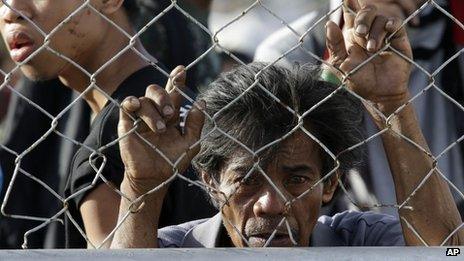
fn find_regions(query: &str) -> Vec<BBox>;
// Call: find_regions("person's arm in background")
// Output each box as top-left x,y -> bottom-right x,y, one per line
80,185 -> 120,248
326,0 -> 464,245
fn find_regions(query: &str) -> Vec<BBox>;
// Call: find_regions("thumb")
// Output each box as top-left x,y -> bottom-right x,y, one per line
183,100 -> 206,158
118,96 -> 140,137
167,65 -> 188,110
326,21 -> 348,68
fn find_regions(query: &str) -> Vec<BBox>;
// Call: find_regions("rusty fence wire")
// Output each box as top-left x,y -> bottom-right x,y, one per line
0,0 -> 463,249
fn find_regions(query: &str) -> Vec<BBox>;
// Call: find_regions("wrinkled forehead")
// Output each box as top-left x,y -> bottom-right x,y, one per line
220,131 -> 322,177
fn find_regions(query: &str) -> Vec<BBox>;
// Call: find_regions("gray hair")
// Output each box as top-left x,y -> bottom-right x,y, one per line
193,62 -> 364,199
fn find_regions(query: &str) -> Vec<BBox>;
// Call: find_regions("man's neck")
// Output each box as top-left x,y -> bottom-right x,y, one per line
58,14 -> 152,114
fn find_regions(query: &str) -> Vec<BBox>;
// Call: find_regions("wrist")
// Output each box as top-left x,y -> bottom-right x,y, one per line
366,99 -> 421,137
371,91 -> 410,116
367,87 -> 411,117
121,172 -> 169,199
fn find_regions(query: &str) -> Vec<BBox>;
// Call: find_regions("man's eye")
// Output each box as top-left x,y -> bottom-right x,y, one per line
286,175 -> 310,185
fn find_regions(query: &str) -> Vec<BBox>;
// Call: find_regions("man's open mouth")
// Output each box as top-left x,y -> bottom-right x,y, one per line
6,30 -> 36,63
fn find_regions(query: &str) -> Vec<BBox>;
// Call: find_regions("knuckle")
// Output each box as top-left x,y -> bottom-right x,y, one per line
122,96 -> 140,111
156,95 -> 169,107
364,4 -> 377,13
137,99 -> 157,117
170,65 -> 185,76
123,96 -> 135,103
393,17 -> 402,24
138,96 -> 150,105
151,110 -> 162,120
377,15 -> 388,23
145,84 -> 164,97
146,88 -> 171,106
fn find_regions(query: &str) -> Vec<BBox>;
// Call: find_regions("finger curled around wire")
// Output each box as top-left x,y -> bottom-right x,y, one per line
167,65 -> 187,92
384,17 -> 412,58
166,65 -> 188,110
122,96 -> 141,112
119,96 -> 141,135
145,84 -> 175,120
121,95 -> 168,135
135,97 -> 167,134
184,100 -> 206,149
385,17 -> 403,34
353,4 -> 378,37
167,65 -> 189,125
366,15 -> 389,52
393,0 -> 420,26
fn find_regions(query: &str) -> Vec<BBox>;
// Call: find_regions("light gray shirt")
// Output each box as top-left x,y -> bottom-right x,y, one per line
157,211 -> 404,247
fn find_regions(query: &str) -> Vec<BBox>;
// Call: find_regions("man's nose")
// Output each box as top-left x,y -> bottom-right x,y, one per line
253,187 -> 287,217
1,1 -> 33,24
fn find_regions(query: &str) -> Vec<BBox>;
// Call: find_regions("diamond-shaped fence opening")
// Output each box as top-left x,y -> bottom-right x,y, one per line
0,0 -> 463,251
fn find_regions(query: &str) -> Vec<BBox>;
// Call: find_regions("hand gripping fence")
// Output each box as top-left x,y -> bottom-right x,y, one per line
0,0 -> 463,250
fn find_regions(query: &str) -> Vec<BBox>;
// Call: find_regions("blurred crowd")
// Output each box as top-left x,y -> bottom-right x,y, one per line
0,0 -> 463,249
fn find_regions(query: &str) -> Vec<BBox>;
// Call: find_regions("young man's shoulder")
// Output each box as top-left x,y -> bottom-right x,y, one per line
65,66 -> 166,207
81,66 -> 167,148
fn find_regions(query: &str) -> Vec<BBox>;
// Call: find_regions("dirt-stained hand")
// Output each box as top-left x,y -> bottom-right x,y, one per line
117,66 -> 205,193
326,0 -> 413,111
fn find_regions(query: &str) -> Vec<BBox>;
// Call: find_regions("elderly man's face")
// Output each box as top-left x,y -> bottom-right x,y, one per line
207,131 -> 338,247
0,0 -> 110,81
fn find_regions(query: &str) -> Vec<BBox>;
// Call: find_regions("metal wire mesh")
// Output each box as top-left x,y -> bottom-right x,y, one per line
0,0 -> 463,249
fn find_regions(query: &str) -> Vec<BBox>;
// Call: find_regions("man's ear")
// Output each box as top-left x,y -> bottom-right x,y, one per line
99,0 -> 124,15
322,172 -> 339,204
201,171 -> 225,207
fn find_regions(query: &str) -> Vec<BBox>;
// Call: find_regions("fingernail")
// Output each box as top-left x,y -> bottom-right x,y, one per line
386,20 -> 394,29
170,65 -> 182,75
163,106 -> 174,116
129,97 -> 139,105
156,120 -> 166,130
125,97 -> 140,108
356,24 -> 367,35
171,66 -> 186,83
367,39 -> 376,52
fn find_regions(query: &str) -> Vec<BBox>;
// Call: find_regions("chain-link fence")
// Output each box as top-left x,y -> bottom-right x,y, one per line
0,0 -> 463,251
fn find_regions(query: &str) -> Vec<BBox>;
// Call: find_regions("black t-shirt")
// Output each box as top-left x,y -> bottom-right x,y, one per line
64,66 -> 216,248
0,78 -> 91,248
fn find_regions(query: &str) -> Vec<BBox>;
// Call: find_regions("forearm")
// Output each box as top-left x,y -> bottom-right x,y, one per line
80,183 -> 120,249
110,176 -> 166,248
368,97 -> 464,245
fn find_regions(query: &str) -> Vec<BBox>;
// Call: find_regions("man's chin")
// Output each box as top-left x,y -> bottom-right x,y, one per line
21,67 -> 56,82
248,236 -> 295,247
